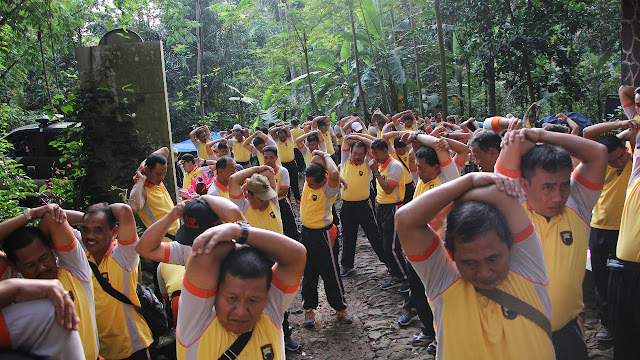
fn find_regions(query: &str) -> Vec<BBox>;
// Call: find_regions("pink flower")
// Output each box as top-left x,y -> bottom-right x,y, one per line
54,168 -> 61,175
66,164 -> 71,167
63,177 -> 68,180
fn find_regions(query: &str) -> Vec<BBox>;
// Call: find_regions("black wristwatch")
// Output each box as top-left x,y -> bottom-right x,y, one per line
373,170 -> 380,177
235,221 -> 250,244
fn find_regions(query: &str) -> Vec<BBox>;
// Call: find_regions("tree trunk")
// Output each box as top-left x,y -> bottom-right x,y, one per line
467,58 -> 471,117
302,30 -> 319,114
486,57 -> 496,115
38,27 -> 54,111
503,0 -> 535,104
350,9 -> 369,121
457,66 -> 464,117
435,0 -> 448,118
196,0 -> 205,123
408,0 -> 424,116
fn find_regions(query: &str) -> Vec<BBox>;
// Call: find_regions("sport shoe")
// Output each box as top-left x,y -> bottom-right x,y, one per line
337,310 -> 352,324
426,340 -> 437,355
340,267 -> 354,277
284,336 -> 301,351
302,310 -> 316,327
398,311 -> 418,326
398,283 -> 410,293
596,326 -> 614,342
410,332 -> 433,346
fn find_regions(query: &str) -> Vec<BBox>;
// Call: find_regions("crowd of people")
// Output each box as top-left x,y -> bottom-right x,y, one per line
1,85 -> 640,360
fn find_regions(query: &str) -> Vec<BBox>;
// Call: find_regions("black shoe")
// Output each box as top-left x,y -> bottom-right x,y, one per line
398,283 -> 410,293
409,332 -> 433,346
340,267 -> 355,277
284,336 -> 301,351
426,340 -> 437,355
398,311 -> 418,326
596,326 -> 614,342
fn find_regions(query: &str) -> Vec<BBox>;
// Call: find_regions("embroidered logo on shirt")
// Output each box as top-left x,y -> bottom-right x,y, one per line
359,171 -> 363,176
501,306 -> 518,320
312,195 -> 318,201
270,211 -> 276,219
560,231 -> 573,246
261,344 -> 274,360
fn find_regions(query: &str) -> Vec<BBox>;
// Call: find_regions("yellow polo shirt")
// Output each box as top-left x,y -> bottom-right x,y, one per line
207,179 -> 230,199
291,127 -> 304,140
391,150 -> 413,185
137,181 -> 179,239
182,168 -> 204,190
230,195 -> 283,235
408,226 -> 553,359
54,238 -> 99,360
300,180 -> 339,229
87,238 -> 153,359
230,139 -> 250,163
376,156 -> 405,204
591,161 -> 632,230
177,275 -> 298,360
340,157 -> 371,202
277,137 -> 295,163
616,154 -> 640,262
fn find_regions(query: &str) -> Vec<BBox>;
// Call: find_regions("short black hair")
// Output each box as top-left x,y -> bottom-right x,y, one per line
444,201 -> 512,256
393,137 -> 407,148
217,142 -> 228,150
317,119 -> 328,128
291,119 -> 299,126
254,137 -> 265,147
307,134 -> 319,143
84,202 -> 117,229
219,246 -> 273,291
263,145 -> 278,157
371,138 -> 388,151
415,146 -> 439,167
598,134 -> 624,153
4,227 -> 50,264
470,130 -> 501,151
305,163 -> 327,184
544,124 -> 568,133
181,154 -> 195,163
277,129 -> 287,136
402,113 -> 414,122
350,141 -> 368,153
306,115 -> 314,121
216,156 -> 234,172
521,144 -> 573,181
195,128 -> 206,138
146,153 -> 167,170
260,127 -> 269,133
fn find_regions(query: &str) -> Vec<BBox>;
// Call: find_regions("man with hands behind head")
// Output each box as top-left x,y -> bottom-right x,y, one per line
396,172 -> 554,360
176,220 -> 306,359
496,126 -> 607,360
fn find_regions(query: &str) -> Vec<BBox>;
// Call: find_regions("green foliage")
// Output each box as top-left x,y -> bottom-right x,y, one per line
0,123 -> 35,222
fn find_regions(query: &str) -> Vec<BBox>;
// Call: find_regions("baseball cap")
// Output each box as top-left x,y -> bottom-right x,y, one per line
232,124 -> 242,131
351,122 -> 363,132
246,173 -> 277,201
175,198 -> 221,246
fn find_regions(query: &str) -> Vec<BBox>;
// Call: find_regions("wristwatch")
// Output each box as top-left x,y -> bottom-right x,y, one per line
23,208 -> 32,222
373,170 -> 380,177
235,220 -> 250,244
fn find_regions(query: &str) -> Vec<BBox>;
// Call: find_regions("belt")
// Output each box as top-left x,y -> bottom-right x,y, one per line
342,199 -> 370,203
302,223 -> 334,232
